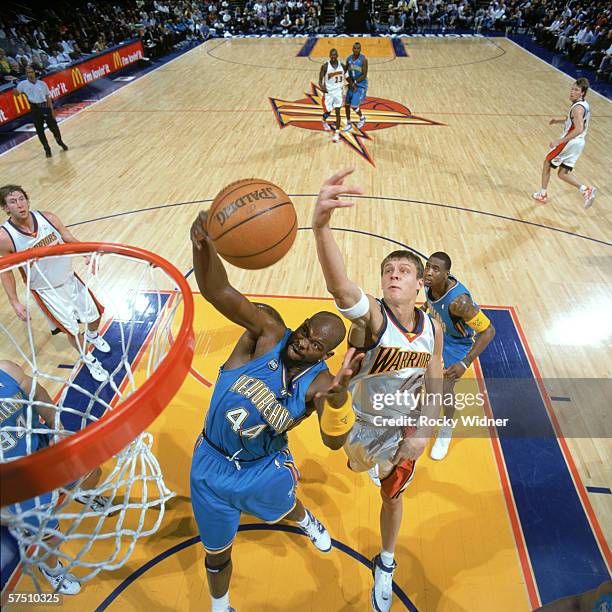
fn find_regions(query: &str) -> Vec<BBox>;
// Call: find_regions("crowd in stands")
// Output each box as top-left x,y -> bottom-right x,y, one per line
1,0 -> 609,86
377,0 -> 610,79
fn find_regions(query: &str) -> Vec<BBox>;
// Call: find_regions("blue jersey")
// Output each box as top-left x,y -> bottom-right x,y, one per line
204,330 -> 328,461
425,276 -> 477,346
346,54 -> 367,89
0,369 -> 42,458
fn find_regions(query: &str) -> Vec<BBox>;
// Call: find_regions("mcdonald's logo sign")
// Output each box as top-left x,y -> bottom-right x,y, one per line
112,52 -> 122,70
13,93 -> 30,113
71,68 -> 85,87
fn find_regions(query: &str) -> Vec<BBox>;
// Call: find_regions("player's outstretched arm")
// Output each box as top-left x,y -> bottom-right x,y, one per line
311,347 -> 363,450
446,294 -> 496,380
191,211 -> 284,340
312,169 -> 365,308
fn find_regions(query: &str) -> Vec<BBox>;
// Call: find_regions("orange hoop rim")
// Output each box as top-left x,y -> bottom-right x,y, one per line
0,242 -> 195,507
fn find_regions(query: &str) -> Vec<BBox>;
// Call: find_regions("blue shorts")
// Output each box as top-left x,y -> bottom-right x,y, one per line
346,86 -> 367,108
190,435 -> 300,554
443,337 -> 472,367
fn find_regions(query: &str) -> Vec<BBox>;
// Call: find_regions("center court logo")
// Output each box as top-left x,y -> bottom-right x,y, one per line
112,52 -> 122,70
269,83 -> 443,165
71,68 -> 85,87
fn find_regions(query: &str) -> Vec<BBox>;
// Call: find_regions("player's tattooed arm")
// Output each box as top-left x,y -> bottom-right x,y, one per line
447,293 -> 495,377
191,211 -> 285,346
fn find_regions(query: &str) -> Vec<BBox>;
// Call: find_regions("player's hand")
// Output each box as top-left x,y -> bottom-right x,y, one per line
391,435 -> 427,464
444,361 -> 468,381
315,347 -> 363,408
549,138 -> 562,148
548,118 -> 559,125
312,168 -> 364,230
13,302 -> 28,321
191,210 -> 210,250
321,85 -> 327,93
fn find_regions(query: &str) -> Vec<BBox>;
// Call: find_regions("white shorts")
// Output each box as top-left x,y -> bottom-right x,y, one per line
32,275 -> 103,336
546,138 -> 585,169
324,90 -> 343,112
344,419 -> 403,476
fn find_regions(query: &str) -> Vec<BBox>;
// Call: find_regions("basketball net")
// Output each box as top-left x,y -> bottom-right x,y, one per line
0,243 -> 194,593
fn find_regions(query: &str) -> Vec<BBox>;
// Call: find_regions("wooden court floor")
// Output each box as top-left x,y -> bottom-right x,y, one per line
1,36 -> 610,610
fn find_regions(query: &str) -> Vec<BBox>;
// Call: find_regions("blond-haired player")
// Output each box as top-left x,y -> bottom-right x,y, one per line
312,169 -> 443,612
532,78 -> 597,209
0,185 -> 110,382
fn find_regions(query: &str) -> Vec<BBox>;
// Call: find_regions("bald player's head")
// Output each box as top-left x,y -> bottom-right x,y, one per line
284,311 -> 346,365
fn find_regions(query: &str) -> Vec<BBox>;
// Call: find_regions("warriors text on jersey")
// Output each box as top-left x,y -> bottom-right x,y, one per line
1,210 -> 71,289
204,329 -> 328,460
349,300 -> 435,423
324,60 -> 345,94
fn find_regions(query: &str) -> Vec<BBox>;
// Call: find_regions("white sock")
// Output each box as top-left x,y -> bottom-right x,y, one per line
439,425 -> 453,438
211,592 -> 230,612
380,550 -> 394,567
541,189 -> 547,195
579,185 -> 586,194
297,510 -> 311,527
41,560 -> 61,574
85,331 -> 98,339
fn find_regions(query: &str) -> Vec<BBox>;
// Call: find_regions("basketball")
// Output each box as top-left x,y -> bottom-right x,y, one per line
207,178 -> 298,269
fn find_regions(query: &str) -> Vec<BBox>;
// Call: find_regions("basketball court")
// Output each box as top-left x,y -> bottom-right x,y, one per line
1,36 -> 610,611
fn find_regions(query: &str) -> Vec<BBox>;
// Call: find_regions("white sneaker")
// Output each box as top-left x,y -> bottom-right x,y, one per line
75,494 -> 111,512
430,426 -> 453,460
357,116 -> 366,129
583,185 -> 597,209
298,509 -> 332,553
87,334 -> 110,353
83,355 -> 109,382
342,122 -> 353,132
371,554 -> 396,612
322,120 -> 332,131
332,131 -> 340,143
368,464 -> 381,487
40,561 -> 81,595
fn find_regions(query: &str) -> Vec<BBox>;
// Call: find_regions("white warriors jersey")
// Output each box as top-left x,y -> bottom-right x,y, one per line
1,210 -> 72,290
348,300 -> 436,423
562,100 -> 590,142
324,60 -> 346,94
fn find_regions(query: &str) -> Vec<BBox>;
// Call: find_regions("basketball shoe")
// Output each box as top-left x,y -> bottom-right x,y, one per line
322,121 -> 332,132
297,508 -> 332,553
582,185 -> 597,209
83,355 -> 109,382
86,333 -> 111,353
40,561 -> 81,595
342,122 -> 353,132
357,116 -> 366,129
371,554 -> 397,612
75,493 -> 113,513
430,426 -> 453,460
333,131 -> 340,143
532,191 -> 548,203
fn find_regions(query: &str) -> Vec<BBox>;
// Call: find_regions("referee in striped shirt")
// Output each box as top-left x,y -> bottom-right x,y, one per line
14,65 -> 68,158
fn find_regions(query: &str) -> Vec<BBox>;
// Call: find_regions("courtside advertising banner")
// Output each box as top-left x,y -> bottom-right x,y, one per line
0,39 -> 144,125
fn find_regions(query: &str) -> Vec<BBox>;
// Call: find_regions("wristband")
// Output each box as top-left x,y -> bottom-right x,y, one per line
321,393 -> 355,437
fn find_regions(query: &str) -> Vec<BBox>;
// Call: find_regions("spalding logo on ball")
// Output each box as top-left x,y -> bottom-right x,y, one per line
207,179 -> 297,269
